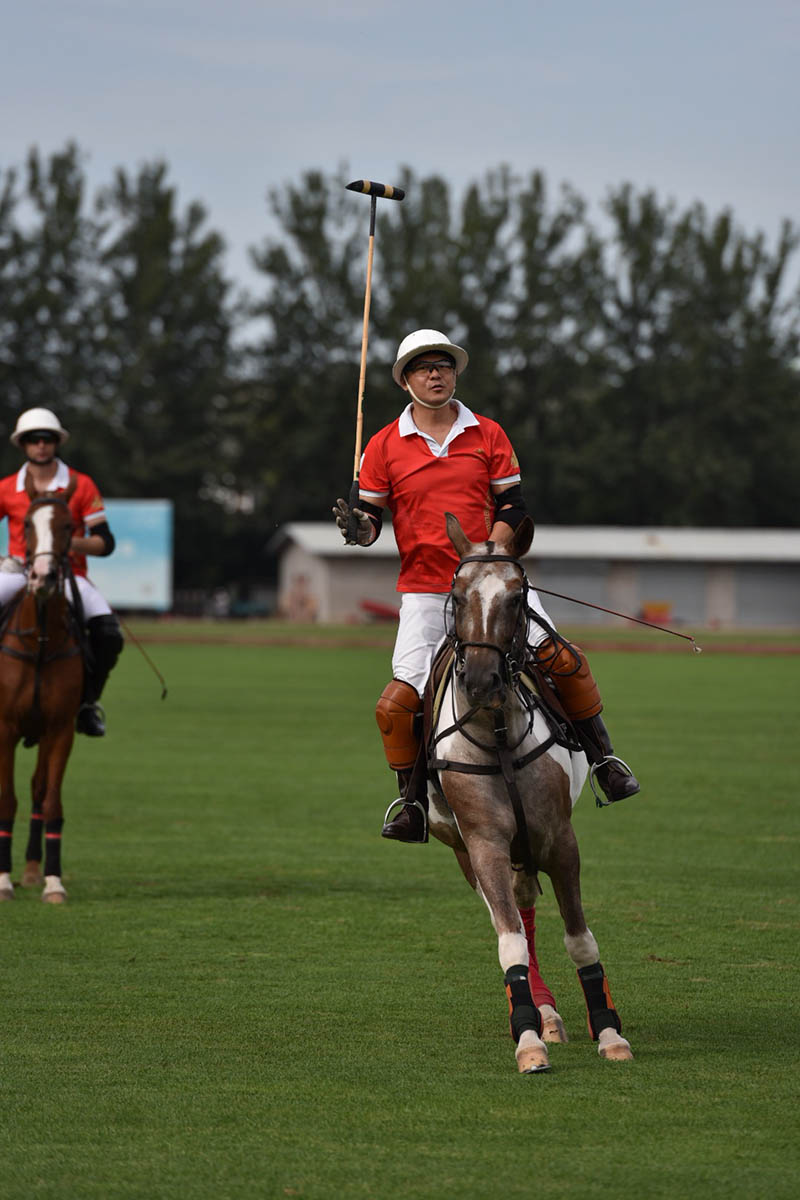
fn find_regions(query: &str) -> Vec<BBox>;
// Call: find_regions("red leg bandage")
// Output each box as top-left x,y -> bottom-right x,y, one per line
520,905 -> 557,1010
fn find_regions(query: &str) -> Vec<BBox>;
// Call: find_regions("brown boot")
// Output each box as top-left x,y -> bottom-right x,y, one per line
381,769 -> 428,843
572,714 -> 640,805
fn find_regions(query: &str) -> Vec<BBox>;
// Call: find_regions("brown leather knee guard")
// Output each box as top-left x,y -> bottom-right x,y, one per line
375,679 -> 423,770
536,639 -> 602,721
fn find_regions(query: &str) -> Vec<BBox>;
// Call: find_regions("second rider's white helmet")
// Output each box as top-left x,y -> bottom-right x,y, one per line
392,329 -> 468,386
9,407 -> 70,448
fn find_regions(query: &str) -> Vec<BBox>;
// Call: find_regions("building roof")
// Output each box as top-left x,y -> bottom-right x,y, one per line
275,522 -> 800,564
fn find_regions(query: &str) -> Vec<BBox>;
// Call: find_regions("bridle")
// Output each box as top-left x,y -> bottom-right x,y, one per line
445,553 -> 531,692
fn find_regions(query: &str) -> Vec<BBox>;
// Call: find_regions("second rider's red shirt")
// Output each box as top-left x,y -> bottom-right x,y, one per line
0,460 -> 107,578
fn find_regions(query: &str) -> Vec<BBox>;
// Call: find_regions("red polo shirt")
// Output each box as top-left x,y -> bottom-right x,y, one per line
359,400 -> 521,593
0,461 -> 107,578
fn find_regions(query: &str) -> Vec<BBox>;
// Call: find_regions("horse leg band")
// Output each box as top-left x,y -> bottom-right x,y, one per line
504,964 -> 542,1043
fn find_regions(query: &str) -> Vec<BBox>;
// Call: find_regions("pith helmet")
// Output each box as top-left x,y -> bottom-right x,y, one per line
392,329 -> 468,386
10,407 -> 70,448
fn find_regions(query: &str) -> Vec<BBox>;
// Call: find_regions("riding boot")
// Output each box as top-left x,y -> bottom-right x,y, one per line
535,638 -> 639,804
76,614 -> 124,737
381,766 -> 429,842
376,678 -> 428,843
571,713 -> 640,804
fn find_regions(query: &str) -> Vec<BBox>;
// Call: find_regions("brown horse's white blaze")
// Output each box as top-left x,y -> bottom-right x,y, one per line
0,479 -> 81,904
427,513 -> 633,1071
27,503 -> 61,598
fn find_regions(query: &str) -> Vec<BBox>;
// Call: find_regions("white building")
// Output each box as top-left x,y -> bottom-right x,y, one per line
272,523 -> 800,629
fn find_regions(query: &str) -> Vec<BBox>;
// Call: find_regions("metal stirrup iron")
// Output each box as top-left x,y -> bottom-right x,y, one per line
382,796 -> 429,838
588,754 -> 636,807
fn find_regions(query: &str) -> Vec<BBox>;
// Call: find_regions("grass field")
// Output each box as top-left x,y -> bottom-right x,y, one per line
1,626 -> 798,1199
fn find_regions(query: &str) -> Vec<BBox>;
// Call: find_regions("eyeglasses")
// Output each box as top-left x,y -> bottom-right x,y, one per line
406,359 -> 456,376
22,433 -> 58,445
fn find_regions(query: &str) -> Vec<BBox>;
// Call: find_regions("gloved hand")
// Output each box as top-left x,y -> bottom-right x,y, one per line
332,498 -> 374,546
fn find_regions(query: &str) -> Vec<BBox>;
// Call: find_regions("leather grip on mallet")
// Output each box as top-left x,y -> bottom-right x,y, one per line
345,479 -> 361,543
346,179 -> 405,201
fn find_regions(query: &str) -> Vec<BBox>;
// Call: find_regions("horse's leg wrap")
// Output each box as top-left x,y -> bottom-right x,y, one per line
577,961 -> 622,1040
520,906 -> 557,1010
44,819 -> 64,878
504,964 -> 543,1043
375,679 -> 423,770
25,813 -> 43,864
84,614 -> 124,703
536,639 -> 602,720
0,821 -> 13,873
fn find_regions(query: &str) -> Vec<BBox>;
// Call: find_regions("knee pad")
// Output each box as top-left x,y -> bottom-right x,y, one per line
537,639 -> 602,721
375,679 -> 423,770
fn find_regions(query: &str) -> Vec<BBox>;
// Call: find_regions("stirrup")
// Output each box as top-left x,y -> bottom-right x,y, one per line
382,796 -> 428,840
589,754 -> 635,808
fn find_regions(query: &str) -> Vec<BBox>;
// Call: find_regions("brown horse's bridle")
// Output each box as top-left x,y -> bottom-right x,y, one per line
24,493 -> 75,578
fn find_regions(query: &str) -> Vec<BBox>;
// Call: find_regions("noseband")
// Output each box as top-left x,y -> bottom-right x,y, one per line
446,553 -> 530,687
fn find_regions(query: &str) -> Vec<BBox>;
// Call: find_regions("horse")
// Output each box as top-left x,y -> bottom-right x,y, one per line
0,474 -> 83,904
425,512 -> 633,1073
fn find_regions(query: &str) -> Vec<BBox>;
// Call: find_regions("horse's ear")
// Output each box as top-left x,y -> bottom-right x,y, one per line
445,512 -> 472,559
24,469 -> 37,500
507,515 -> 535,560
63,474 -> 77,501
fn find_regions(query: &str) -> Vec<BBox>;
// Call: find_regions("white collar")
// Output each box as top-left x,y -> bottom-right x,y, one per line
398,398 -> 479,442
15,458 -> 71,492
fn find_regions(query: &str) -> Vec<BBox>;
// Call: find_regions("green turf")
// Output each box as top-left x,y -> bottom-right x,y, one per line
1,636 -> 797,1198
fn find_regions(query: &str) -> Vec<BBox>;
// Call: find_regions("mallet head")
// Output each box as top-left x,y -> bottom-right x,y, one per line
346,179 -> 405,201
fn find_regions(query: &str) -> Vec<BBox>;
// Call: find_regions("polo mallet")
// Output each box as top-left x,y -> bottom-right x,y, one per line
344,179 -> 405,541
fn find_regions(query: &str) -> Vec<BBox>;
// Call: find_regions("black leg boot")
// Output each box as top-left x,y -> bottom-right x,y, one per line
572,713 -> 640,805
76,614 -> 124,737
381,766 -> 429,843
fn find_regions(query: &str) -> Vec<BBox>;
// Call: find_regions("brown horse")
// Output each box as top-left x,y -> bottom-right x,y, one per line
427,513 -> 633,1072
0,475 -> 83,904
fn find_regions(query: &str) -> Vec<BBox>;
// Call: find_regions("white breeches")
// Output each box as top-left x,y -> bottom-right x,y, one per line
0,570 -> 112,619
392,587 -> 557,698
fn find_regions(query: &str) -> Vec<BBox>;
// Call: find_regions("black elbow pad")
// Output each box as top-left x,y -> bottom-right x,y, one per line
92,522 -> 116,556
494,484 -> 528,531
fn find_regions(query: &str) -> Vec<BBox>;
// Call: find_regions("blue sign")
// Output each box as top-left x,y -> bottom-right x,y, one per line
89,500 -> 173,611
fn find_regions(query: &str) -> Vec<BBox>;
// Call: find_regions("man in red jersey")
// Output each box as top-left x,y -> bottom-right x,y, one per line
0,407 -> 123,737
333,330 -> 639,841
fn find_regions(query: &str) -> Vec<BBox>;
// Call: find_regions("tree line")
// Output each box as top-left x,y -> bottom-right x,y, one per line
1,145 -> 798,592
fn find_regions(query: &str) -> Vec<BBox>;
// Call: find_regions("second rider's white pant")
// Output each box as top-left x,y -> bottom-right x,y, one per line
0,569 -> 112,619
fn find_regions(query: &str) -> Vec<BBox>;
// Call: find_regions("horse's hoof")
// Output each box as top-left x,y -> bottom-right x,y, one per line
539,1007 -> 569,1044
598,1032 -> 634,1061
0,886 -> 14,902
21,862 -> 44,888
42,880 -> 67,904
516,1030 -> 551,1074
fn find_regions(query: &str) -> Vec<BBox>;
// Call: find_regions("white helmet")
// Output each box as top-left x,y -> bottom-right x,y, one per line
10,407 -> 70,448
391,329 -> 468,386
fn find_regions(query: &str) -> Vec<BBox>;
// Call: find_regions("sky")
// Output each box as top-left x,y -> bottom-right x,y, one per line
3,0 -> 799,295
